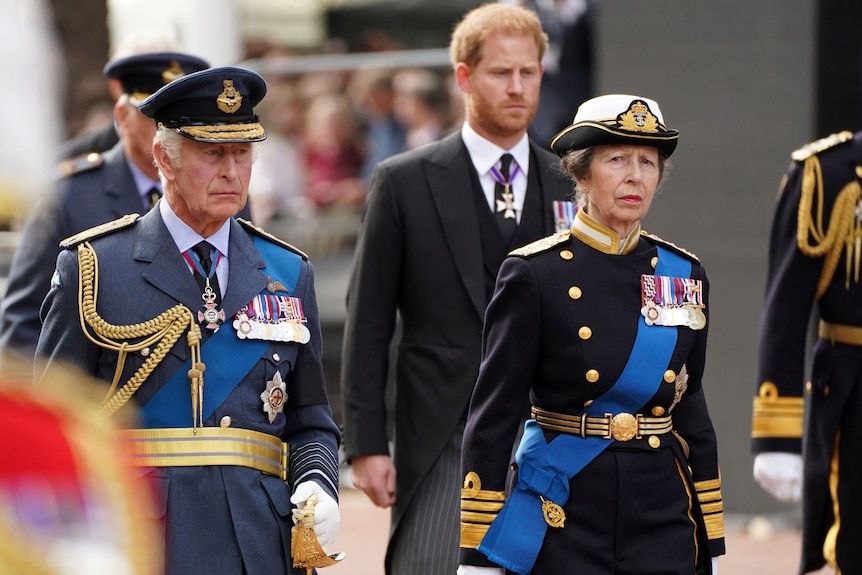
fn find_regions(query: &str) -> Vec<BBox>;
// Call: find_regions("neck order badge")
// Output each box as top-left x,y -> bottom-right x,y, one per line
492,153 -> 520,242
184,241 -> 224,329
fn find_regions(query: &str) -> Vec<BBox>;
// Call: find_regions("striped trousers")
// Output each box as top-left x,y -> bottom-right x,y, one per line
387,425 -> 463,575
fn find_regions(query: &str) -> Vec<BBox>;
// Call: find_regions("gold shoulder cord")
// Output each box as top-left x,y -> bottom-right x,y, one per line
77,242 -> 206,427
796,156 -> 862,299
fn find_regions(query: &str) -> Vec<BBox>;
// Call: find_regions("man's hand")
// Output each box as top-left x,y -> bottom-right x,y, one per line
290,481 -> 340,549
753,452 -> 803,502
350,454 -> 396,508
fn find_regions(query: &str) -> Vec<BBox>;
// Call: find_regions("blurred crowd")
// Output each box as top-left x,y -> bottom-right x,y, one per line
244,54 -> 463,258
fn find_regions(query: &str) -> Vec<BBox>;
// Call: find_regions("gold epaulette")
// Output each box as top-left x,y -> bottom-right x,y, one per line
237,217 -> 308,260
694,476 -> 725,540
60,213 -> 140,249
641,231 -> 700,263
509,230 -> 571,257
791,130 -> 854,162
460,472 -> 505,549
57,152 -> 104,178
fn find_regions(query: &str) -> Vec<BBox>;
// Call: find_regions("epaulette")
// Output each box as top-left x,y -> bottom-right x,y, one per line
790,131 -> 854,162
509,230 -> 571,257
641,231 -> 700,264
56,152 -> 104,178
60,213 -> 140,249
237,218 -> 308,260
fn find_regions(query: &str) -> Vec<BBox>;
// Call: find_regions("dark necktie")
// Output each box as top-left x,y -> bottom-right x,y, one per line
494,153 -> 518,243
192,241 -> 221,307
147,187 -> 161,211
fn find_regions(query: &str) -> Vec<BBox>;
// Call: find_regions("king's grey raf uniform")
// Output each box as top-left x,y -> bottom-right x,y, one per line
35,66 -> 340,575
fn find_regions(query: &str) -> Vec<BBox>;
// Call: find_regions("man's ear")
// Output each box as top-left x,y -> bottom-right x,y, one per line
152,141 -> 175,182
454,62 -> 472,95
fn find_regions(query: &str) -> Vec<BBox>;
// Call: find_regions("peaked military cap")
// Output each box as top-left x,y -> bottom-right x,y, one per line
103,52 -> 210,102
138,66 -> 267,143
550,94 -> 679,158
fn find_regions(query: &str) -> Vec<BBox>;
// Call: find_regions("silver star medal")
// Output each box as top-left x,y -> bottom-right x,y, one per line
261,371 -> 287,423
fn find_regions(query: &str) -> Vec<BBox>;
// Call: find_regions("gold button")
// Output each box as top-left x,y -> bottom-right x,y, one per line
583,399 -> 593,408
568,286 -> 582,299
823,385 -> 830,397
141,347 -> 150,357
273,353 -> 281,362
664,370 -> 676,383
651,406 -> 666,416
805,381 -> 812,391
651,256 -> 658,269
648,436 -> 661,448
578,326 -> 592,340
560,250 -> 573,260
220,416 -> 232,428
586,369 -> 599,383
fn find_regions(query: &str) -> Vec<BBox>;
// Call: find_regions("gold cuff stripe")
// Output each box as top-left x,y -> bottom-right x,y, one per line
461,511 -> 498,524
121,427 -> 288,480
703,513 -> 725,539
751,402 -> 804,438
460,522 -> 491,549
461,500 -> 505,512
694,478 -> 721,491
699,501 -> 724,514
697,490 -> 723,503
461,488 -> 506,501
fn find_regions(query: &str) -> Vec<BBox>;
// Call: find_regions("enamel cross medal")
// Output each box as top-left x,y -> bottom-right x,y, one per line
198,283 -> 225,329
184,246 -> 225,330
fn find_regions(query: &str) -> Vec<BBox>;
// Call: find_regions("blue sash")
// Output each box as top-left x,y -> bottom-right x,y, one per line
478,246 -> 691,574
140,237 -> 302,428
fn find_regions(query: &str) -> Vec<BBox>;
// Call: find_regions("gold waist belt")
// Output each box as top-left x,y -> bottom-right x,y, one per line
818,320 -> 862,346
120,427 -> 289,480
531,406 -> 673,442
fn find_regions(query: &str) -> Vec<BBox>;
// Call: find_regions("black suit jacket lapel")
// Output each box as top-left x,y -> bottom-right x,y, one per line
426,132 -> 487,319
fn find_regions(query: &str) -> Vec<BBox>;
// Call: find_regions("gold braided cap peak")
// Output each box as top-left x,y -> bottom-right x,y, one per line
641,231 -> 700,263
236,217 -> 308,260
791,130 -> 854,162
61,213 -> 140,249
509,230 -> 571,257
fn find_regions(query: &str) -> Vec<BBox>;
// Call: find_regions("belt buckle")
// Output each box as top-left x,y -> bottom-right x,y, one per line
607,412 -> 638,442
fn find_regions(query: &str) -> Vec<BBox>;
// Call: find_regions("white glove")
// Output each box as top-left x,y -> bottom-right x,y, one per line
753,452 -> 803,502
290,481 -> 340,549
712,556 -> 718,575
456,566 -> 504,575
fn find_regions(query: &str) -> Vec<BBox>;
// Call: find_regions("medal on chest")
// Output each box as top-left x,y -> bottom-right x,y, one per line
261,371 -> 287,423
640,274 -> 705,330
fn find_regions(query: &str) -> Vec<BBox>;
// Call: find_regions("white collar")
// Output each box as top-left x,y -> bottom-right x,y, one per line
460,122 -> 530,176
159,199 -> 231,257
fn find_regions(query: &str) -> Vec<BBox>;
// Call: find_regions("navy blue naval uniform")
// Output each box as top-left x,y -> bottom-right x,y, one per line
459,210 -> 725,574
752,130 -> 862,574
35,207 -> 340,575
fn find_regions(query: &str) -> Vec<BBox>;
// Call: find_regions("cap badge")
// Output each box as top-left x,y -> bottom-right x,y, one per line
617,100 -> 659,133
217,79 -> 243,114
162,60 -> 185,85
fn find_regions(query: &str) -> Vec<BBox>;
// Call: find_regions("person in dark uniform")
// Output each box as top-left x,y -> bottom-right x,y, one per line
34,66 -> 342,575
458,94 -> 725,575
340,4 -> 577,574
0,51 -> 215,359
752,130 -> 862,574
